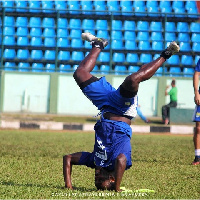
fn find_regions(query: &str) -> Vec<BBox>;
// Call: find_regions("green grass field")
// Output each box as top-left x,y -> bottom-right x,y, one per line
0,129 -> 199,199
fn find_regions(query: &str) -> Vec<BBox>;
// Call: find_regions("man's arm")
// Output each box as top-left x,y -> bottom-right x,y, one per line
63,152 -> 82,189
114,154 -> 127,192
165,85 -> 170,96
193,71 -> 200,105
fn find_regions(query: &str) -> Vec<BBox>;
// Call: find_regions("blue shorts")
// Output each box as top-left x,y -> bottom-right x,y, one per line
193,105 -> 200,122
78,118 -> 132,171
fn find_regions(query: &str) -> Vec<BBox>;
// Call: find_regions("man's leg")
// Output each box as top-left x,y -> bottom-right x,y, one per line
73,33 -> 108,86
162,105 -> 168,122
192,121 -> 200,165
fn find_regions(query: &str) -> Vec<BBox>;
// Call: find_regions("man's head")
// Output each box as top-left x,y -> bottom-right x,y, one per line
95,167 -> 115,190
171,79 -> 176,87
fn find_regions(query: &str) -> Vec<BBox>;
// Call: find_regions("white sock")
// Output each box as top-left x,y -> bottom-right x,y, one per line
195,149 -> 200,156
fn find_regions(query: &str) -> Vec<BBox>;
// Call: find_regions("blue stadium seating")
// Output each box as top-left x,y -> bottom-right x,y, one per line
84,41 -> 91,49
121,5 -> 133,16
71,51 -> 84,61
57,18 -> 68,28
140,54 -> 152,63
100,65 -> 110,74
45,64 -> 56,72
59,64 -> 71,73
124,31 -> 136,40
16,17 -> 28,27
44,50 -> 55,60
3,36 -> 15,45
113,53 -> 125,62
71,39 -> 82,48
69,19 -> 81,29
151,32 -> 163,41
4,49 -> 16,59
167,55 -> 180,65
29,1 -> 41,13
42,18 -> 55,28
187,7 -> 199,18
180,42 -> 191,52
172,0 -> 184,9
147,6 -> 159,17
137,21 -> 149,31
29,17 -> 41,28
185,1 -> 197,10
17,37 -> 29,46
31,50 -> 43,60
177,22 -> 189,32
3,27 -> 15,36
115,65 -> 127,75
177,33 -> 190,42
32,63 -> 44,72
82,19 -> 95,30
30,37 -> 42,47
91,65 -> 99,74
57,29 -> 68,38
195,56 -> 200,64
97,30 -> 109,39
174,7 -> 186,18
191,33 -> 200,42
73,65 -> 79,71
70,29 -> 82,38
17,27 -> 28,36
165,32 -> 176,41
2,1 -> 14,11
57,38 -> 69,47
112,40 -> 123,50
134,6 -> 147,16
161,7 -> 173,17
190,22 -> 200,33
17,49 -> 29,59
111,31 -> 122,39
150,21 -> 162,32
183,68 -> 195,77
30,28 -> 42,37
58,51 -> 70,60
120,0 -> 132,7
68,2 -> 81,14
128,66 -> 140,74
159,1 -> 171,9
126,53 -> 139,63
112,20 -> 122,30
18,62 -> 30,72
123,20 -> 136,30
133,1 -> 145,8
98,52 -> 110,62
81,3 -> 93,15
43,28 -> 55,37
138,41 -> 151,50
165,22 -> 176,32
125,40 -> 137,50
181,55 -> 193,65
169,67 -> 181,76
95,20 -> 108,30
152,41 -> 163,50
93,1 -> 105,6
4,16 -> 15,27
55,1 -> 67,13
4,62 -> 16,71
42,1 -> 54,13
94,4 -> 107,15
192,42 -> 200,52
137,31 -> 149,41
155,67 -> 167,76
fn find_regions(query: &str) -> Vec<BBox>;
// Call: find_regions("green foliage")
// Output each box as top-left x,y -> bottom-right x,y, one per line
0,130 -> 199,199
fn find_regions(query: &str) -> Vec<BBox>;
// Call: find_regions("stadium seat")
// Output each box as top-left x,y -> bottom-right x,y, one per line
70,29 -> 82,38
124,31 -> 136,40
128,66 -> 140,74
134,6 -> 147,16
4,16 -> 15,27
29,1 -> 41,13
30,28 -> 42,37
161,7 -> 173,17
58,51 -> 70,60
195,56 -> 200,64
3,36 -> 15,45
152,41 -> 163,50
177,33 -> 190,42
185,1 -> 197,10
69,19 -> 81,29
159,0 -> 171,9
95,20 -> 108,30
44,50 -> 55,60
98,52 -> 110,62
71,51 -> 84,61
16,17 -> 28,27
3,27 -> 15,36
17,37 -> 29,46
125,40 -> 137,50
180,42 -> 191,52
100,65 -> 110,74
4,62 -> 16,71
71,39 -> 82,48
183,68 -> 195,77
190,22 -> 200,33
42,18 -> 55,28
147,6 -> 159,17
57,38 -> 69,47
153,54 -> 161,60
192,42 -> 200,52
177,22 -> 189,32
30,37 -> 42,47
137,31 -> 149,41
172,0 -> 184,9
17,49 -> 29,59
150,21 -> 162,32
133,1 -> 145,8
44,38 -> 55,47
181,55 -> 193,65
121,5 -> 133,16
97,30 -> 109,39
57,29 -> 68,38
112,20 -> 122,30
82,19 -> 95,30
126,53 -> 139,63
32,63 -> 44,72
107,1 -> 120,15
113,53 -> 125,63
81,2 -> 93,15
165,32 -> 176,42
191,33 -> 200,42
167,55 -> 180,65
165,22 -> 176,32
120,0 -> 132,7
2,1 -> 14,11
3,49 -> 16,59
31,50 -> 43,60
187,7 -> 198,18
68,3 -> 80,14
140,54 -> 152,63
137,21 -> 149,31
45,64 -> 56,72
115,65 -> 127,75
155,67 -> 167,76
138,41 -> 151,50
73,65 -> 79,71
94,4 -> 107,15
43,28 -> 55,37
174,7 -> 186,18
112,40 -> 123,50
29,17 -> 41,28
123,20 -> 136,31
57,18 -> 68,28
55,1 -> 67,13
59,64 -> 71,73
169,67 -> 181,76
18,62 -> 30,72
84,41 -> 91,49
91,65 -> 99,74
16,27 -> 28,36
151,32 -> 163,41
42,1 -> 54,13
111,31 -> 122,39
93,1 -> 105,6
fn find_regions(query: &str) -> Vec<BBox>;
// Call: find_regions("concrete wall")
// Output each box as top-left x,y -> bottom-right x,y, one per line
0,71 -> 195,117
